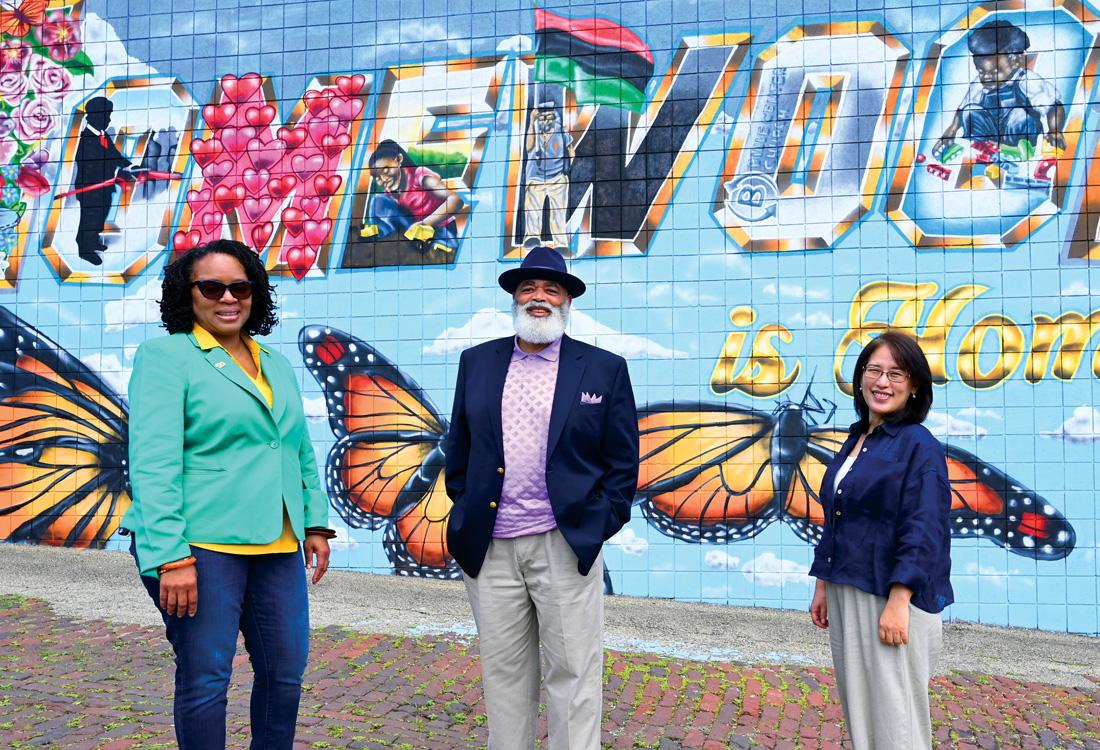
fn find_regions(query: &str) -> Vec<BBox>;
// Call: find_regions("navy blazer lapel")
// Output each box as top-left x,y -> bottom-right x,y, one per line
486,338 -> 513,453
546,335 -> 585,459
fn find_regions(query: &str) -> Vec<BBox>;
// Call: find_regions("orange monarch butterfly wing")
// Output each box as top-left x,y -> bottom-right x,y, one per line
944,443 -> 1075,560
299,325 -> 459,578
300,325 -> 444,529
0,0 -> 48,37
384,465 -> 459,578
636,403 -> 778,543
779,425 -> 847,546
0,305 -> 130,547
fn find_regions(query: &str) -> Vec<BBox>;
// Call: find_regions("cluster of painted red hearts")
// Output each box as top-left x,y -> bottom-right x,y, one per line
174,72 -> 365,279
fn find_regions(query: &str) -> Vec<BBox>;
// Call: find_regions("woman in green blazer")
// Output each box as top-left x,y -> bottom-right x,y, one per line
122,239 -> 334,750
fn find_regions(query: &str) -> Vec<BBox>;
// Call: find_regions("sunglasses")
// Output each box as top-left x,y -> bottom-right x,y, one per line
191,280 -> 254,301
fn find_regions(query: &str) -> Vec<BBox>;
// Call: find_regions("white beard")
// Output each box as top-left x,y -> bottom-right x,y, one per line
513,298 -> 569,344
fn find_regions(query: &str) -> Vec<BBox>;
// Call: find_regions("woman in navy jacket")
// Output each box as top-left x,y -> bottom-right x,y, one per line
809,330 -> 952,749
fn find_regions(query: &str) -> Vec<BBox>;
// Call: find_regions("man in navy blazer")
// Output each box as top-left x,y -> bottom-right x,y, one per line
445,245 -> 639,749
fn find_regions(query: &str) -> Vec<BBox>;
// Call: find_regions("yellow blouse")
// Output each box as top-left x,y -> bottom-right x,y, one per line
189,325 -> 299,555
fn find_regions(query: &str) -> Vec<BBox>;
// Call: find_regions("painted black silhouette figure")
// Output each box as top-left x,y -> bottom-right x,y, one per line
73,97 -> 133,266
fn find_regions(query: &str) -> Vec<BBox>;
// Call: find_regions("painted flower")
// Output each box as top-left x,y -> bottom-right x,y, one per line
25,148 -> 49,170
27,57 -> 71,103
0,113 -> 12,139
0,138 -> 16,166
0,71 -> 27,102
2,185 -> 20,205
15,166 -> 50,197
14,97 -> 58,143
35,12 -> 82,63
0,39 -> 30,75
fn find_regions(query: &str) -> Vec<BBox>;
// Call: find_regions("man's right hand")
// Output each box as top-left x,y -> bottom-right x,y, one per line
159,565 -> 198,618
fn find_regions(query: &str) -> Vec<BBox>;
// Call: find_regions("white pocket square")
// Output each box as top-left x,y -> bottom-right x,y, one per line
580,392 -> 603,405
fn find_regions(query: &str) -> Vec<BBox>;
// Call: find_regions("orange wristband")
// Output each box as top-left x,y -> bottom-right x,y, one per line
157,556 -> 197,575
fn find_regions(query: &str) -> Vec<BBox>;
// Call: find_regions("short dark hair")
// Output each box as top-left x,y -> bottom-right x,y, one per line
84,96 -> 113,118
159,240 -> 278,336
851,329 -> 933,428
368,139 -> 410,167
968,20 -> 1030,56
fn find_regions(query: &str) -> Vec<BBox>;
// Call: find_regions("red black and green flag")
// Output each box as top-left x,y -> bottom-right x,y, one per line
533,8 -> 654,113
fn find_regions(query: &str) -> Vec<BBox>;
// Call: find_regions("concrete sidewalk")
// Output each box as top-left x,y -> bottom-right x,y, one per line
2,545 -> 1098,748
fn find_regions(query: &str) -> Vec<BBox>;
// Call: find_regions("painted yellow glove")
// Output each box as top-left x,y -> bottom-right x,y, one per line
404,223 -> 436,242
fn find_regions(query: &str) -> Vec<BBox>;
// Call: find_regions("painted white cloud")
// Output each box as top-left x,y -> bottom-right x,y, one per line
103,278 -> 161,333
303,395 -> 329,423
497,34 -> 534,53
962,562 -> 1017,588
376,22 -> 471,56
1060,280 -> 1096,296
82,13 -> 160,92
786,311 -> 839,329
423,307 -> 688,359
740,552 -> 811,587
647,283 -> 717,306
608,528 -> 649,557
957,407 -> 1002,421
711,110 -> 735,135
704,550 -> 740,571
925,410 -> 988,440
81,353 -> 130,395
331,526 -> 359,550
762,282 -> 829,301
1042,405 -> 1100,443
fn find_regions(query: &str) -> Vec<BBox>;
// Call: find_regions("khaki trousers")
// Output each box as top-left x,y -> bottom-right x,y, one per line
463,528 -> 604,750
827,582 -> 943,750
523,174 -> 569,248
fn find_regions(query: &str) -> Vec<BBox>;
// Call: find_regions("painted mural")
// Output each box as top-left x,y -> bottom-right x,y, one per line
0,0 -> 1097,636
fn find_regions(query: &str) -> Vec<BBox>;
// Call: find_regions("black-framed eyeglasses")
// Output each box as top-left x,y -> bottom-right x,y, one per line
191,280 -> 253,301
862,365 -> 909,383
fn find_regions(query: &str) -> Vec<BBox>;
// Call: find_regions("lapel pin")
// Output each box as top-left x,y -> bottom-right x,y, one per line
215,361 -> 226,369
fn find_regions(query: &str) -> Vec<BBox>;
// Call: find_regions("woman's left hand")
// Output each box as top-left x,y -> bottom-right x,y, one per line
303,534 -> 331,584
879,584 -> 913,645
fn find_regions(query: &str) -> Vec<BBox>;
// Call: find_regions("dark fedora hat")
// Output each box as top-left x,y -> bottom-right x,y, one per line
498,245 -> 586,297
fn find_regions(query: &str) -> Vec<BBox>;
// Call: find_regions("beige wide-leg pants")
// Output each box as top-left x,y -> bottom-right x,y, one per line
463,528 -> 604,750
523,174 -> 569,248
827,582 -> 943,750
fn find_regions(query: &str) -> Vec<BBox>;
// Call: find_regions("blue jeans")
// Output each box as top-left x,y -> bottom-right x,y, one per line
133,541 -> 309,749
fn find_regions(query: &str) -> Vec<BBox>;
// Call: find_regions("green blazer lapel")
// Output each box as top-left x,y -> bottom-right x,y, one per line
199,341 -> 270,410
261,348 -> 289,423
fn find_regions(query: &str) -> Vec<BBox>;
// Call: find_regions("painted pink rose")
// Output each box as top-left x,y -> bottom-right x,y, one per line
27,58 -> 71,102
0,40 -> 30,75
14,98 -> 58,143
35,12 -> 82,63
0,71 -> 27,102
0,138 -> 16,166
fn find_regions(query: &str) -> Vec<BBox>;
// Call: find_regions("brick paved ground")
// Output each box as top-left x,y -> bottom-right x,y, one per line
2,595 -> 1098,749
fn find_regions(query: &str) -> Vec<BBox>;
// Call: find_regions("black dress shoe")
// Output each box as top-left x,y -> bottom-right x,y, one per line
78,251 -> 103,266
